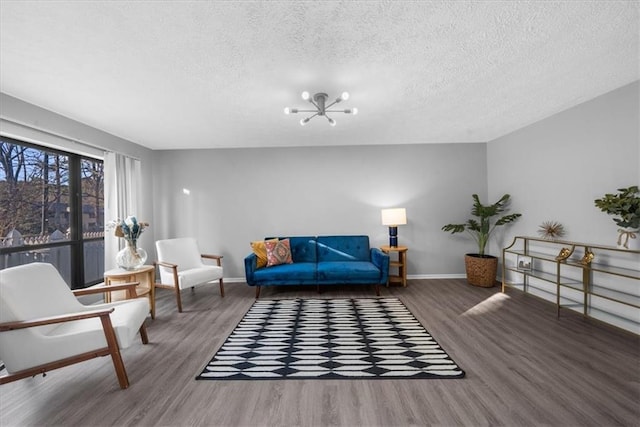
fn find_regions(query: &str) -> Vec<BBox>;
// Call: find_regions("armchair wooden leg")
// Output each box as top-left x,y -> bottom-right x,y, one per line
175,288 -> 183,313
149,284 -> 156,320
219,278 -> 225,297
99,314 -> 129,389
375,284 -> 380,296
255,286 -> 261,299
139,324 -> 149,345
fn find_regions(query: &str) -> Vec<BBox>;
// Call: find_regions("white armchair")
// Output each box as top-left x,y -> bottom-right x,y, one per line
155,237 -> 224,313
0,263 -> 149,389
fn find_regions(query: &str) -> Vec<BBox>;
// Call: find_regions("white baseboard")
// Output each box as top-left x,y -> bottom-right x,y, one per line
407,274 -> 466,280
224,277 -> 251,283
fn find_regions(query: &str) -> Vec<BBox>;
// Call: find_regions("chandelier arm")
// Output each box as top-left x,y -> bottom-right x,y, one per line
305,112 -> 319,120
325,109 -> 350,113
325,113 -> 337,126
308,99 -> 320,110
325,100 -> 340,109
294,109 -> 320,113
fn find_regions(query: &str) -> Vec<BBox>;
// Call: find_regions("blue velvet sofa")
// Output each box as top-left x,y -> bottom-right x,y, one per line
244,235 -> 390,298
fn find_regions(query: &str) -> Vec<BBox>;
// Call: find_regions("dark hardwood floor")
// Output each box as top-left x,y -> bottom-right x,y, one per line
1,279 -> 638,426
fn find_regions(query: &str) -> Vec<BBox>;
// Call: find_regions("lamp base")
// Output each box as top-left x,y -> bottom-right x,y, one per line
388,226 -> 398,248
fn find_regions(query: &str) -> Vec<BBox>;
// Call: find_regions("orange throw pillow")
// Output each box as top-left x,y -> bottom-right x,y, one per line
250,238 -> 278,268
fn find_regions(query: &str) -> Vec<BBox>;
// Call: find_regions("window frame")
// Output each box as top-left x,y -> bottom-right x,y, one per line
0,135 -> 104,289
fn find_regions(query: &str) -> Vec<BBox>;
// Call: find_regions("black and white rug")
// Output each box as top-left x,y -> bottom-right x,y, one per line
196,298 -> 465,380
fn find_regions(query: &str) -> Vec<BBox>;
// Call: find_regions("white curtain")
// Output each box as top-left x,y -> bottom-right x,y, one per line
104,152 -> 142,270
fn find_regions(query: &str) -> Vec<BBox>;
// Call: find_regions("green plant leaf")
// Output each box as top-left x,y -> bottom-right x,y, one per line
442,193 -> 521,255
594,185 -> 640,229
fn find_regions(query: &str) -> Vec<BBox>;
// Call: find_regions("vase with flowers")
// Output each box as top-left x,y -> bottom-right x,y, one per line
107,216 -> 150,270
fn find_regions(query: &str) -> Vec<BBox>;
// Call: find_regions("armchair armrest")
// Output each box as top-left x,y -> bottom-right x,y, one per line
0,308 -> 115,332
370,248 -> 390,284
154,260 -> 178,269
201,253 -> 223,266
154,260 -> 179,288
73,282 -> 140,299
244,253 -> 258,285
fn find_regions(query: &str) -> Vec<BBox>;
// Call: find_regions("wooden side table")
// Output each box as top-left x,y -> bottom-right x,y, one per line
104,265 -> 156,319
380,245 -> 408,287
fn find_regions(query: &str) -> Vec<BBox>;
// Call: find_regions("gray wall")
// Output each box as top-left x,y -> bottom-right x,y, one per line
152,82 -> 639,282
0,93 -> 157,256
487,80 -> 639,251
152,143 -> 488,279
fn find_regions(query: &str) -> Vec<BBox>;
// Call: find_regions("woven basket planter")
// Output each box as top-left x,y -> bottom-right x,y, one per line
464,254 -> 498,288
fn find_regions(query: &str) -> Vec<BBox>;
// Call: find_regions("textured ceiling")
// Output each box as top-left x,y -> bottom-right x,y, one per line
0,1 -> 638,150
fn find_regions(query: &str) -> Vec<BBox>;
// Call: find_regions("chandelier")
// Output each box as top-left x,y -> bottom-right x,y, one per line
284,91 -> 358,126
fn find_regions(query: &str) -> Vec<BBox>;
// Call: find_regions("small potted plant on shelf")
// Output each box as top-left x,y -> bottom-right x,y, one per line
442,194 -> 522,287
594,185 -> 640,249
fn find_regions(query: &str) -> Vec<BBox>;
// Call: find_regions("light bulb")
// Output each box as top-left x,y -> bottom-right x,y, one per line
300,118 -> 309,126
352,107 -> 358,115
301,91 -> 310,101
341,91 -> 350,101
284,107 -> 290,115
328,118 -> 336,126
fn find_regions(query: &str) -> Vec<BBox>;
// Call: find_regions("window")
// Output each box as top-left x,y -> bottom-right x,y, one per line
0,136 -> 104,288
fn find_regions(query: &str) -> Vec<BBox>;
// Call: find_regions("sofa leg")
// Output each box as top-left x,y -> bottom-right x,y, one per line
255,286 -> 261,299
375,284 -> 380,296
316,284 -> 320,294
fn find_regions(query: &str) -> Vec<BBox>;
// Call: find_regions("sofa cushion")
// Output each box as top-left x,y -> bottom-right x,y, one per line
265,238 -> 293,267
253,262 -> 317,284
317,261 -> 381,283
316,235 -> 371,262
250,238 -> 278,268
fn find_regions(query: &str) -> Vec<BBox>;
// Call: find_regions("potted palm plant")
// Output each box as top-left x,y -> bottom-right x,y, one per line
594,185 -> 640,249
442,194 -> 522,287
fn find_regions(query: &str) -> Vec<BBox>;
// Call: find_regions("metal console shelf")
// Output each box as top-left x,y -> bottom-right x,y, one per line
502,236 -> 639,332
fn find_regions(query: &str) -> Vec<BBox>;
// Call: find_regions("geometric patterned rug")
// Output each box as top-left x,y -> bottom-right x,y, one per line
196,297 -> 465,380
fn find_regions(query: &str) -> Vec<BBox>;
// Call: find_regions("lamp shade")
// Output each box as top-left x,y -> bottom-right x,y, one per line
381,208 -> 407,226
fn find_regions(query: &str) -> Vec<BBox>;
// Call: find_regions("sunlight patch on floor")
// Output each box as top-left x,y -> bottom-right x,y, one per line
461,292 -> 511,317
